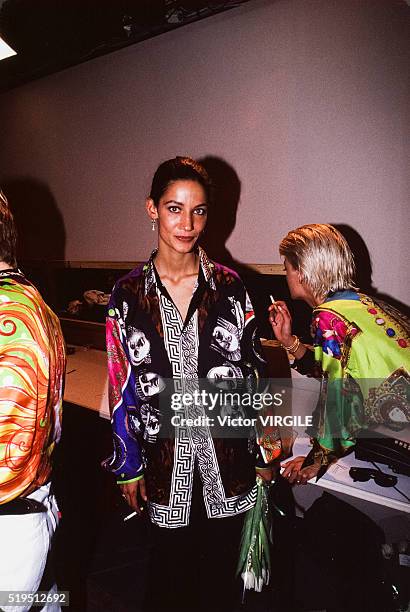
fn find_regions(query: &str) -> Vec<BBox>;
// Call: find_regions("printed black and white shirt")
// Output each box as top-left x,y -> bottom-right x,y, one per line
104,248 -> 280,528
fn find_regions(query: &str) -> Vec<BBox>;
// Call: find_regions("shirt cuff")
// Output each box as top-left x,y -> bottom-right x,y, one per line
116,474 -> 144,484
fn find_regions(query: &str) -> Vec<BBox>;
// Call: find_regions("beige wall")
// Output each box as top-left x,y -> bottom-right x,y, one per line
0,0 -> 409,304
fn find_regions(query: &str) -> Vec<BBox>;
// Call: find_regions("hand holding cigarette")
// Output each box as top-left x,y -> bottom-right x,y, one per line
267,296 -> 293,345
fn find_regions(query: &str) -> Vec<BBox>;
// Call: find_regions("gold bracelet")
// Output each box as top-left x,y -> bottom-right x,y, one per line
281,335 -> 300,354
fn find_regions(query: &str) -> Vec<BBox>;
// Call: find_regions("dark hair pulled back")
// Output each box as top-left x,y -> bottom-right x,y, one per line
149,156 -> 211,206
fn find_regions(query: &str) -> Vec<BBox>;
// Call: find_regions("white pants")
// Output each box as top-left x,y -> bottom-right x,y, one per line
0,483 -> 60,612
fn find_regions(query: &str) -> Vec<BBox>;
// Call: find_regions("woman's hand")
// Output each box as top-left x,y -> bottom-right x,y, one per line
256,466 -> 276,484
280,456 -> 320,485
268,300 -> 294,346
119,478 -> 147,514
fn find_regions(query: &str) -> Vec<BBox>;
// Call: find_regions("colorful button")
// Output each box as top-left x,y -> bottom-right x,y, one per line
386,328 -> 395,337
375,318 -> 385,325
398,339 -> 408,348
368,308 -> 377,315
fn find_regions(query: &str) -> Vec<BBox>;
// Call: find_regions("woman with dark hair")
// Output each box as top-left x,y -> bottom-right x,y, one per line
104,157 -> 280,611
268,223 -> 410,484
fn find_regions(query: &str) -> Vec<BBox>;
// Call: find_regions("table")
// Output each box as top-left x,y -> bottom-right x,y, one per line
64,347 -> 410,526
64,346 -> 110,419
286,370 -> 409,544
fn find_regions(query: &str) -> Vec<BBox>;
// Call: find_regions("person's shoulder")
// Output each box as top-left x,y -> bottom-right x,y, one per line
0,275 -> 61,340
112,263 -> 147,294
0,272 -> 40,307
211,260 -> 242,286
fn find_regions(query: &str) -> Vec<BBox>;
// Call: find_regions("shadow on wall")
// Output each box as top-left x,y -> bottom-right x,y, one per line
334,224 -> 409,318
2,178 -> 66,306
198,155 -> 241,269
199,156 -> 312,341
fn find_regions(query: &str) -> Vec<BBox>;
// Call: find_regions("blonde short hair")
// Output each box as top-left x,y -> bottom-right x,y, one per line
279,224 -> 357,301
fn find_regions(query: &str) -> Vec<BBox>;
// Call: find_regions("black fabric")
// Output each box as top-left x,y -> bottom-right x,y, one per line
292,347 -> 315,376
143,467 -> 245,612
293,492 -> 394,612
0,497 -> 47,515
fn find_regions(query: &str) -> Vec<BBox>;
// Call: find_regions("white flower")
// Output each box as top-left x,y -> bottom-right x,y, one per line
241,570 -> 255,590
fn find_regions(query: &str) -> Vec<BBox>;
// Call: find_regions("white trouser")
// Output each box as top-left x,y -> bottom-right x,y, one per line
0,482 -> 60,612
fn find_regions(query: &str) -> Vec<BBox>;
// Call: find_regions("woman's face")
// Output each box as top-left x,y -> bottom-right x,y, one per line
146,180 -> 208,255
284,257 -> 304,300
212,326 -> 239,352
284,257 -> 317,305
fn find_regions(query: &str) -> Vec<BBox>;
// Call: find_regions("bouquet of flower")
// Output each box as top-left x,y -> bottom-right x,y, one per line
236,475 -> 273,595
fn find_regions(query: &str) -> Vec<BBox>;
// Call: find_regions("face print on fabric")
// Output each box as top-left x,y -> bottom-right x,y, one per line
126,406 -> 142,439
228,296 -> 245,337
379,397 -> 409,431
126,326 -> 151,366
251,328 -> 267,364
136,372 -> 166,399
123,301 -> 129,319
364,368 -> 410,432
207,363 -> 242,390
219,397 -> 246,423
101,432 -> 127,472
211,317 -> 241,361
140,403 -> 161,443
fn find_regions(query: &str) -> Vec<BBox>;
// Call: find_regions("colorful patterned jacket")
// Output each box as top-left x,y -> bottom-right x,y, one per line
307,290 -> 409,465
0,270 -> 66,504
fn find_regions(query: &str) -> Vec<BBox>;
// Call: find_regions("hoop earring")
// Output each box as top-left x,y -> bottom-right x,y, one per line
151,219 -> 157,232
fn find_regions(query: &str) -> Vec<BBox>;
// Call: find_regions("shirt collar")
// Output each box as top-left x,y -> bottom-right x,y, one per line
143,246 -> 216,296
325,289 -> 360,302
143,250 -> 157,295
198,247 -> 216,290
0,268 -> 24,280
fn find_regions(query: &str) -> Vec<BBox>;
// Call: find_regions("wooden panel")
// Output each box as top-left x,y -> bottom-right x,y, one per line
22,259 -> 285,274
60,317 -> 105,351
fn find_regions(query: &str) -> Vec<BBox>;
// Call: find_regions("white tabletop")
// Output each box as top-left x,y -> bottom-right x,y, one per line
289,435 -> 410,513
65,347 -> 110,419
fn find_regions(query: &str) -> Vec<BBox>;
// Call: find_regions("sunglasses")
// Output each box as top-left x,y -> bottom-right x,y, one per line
349,467 -> 398,488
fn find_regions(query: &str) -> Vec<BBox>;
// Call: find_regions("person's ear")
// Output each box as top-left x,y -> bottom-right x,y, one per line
145,197 -> 158,220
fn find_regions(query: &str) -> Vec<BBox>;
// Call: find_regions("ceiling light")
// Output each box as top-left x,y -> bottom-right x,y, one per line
0,35 -> 16,60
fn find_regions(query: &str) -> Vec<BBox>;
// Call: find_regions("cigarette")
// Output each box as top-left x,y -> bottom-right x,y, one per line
269,295 -> 282,311
123,511 -> 138,521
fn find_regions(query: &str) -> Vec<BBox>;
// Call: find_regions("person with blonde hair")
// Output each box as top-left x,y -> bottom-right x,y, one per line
269,223 -> 410,484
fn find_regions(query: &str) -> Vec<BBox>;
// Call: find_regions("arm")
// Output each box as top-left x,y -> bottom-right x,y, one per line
268,300 -> 314,368
281,309 -> 361,484
104,296 -> 147,513
266,300 -> 317,483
